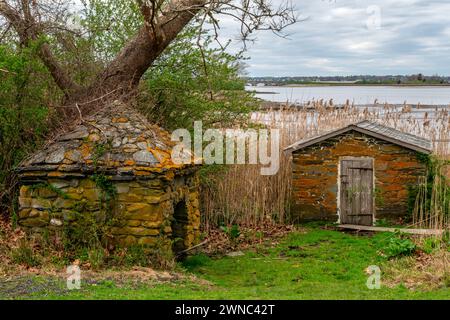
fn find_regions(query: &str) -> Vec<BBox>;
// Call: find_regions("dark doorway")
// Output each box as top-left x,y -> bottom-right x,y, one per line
171,201 -> 188,254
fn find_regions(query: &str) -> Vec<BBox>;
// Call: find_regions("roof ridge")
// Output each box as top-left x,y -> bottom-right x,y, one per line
355,120 -> 430,142
285,120 -> 432,154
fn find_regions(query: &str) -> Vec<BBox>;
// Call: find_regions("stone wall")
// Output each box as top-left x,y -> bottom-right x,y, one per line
16,101 -> 202,253
18,169 -> 200,250
291,131 -> 427,223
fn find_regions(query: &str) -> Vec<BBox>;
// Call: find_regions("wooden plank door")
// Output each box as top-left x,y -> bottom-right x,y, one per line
340,158 -> 374,226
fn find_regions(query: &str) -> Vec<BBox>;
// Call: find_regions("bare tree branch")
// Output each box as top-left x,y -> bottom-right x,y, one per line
0,0 -> 82,96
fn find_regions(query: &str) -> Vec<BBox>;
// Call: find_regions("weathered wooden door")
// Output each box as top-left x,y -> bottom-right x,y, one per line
339,158 -> 374,226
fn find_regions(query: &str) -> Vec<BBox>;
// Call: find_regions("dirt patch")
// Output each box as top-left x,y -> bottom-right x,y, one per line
0,275 -> 67,299
198,222 -> 298,256
80,267 -> 212,288
0,266 -> 212,299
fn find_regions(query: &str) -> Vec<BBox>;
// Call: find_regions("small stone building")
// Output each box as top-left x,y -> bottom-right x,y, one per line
285,121 -> 432,225
17,101 -> 200,253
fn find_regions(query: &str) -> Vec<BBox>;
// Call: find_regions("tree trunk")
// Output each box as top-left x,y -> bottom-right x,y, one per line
1,0 -> 207,109
69,0 -> 206,106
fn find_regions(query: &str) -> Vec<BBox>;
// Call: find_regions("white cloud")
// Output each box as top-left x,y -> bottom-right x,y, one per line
346,40 -> 380,52
220,0 -> 450,76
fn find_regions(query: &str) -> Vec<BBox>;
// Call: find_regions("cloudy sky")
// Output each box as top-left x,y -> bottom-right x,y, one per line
220,0 -> 450,77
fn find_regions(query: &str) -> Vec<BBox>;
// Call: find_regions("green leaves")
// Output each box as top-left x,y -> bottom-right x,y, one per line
384,235 -> 417,259
138,25 -> 258,130
80,0 -> 142,62
0,45 -> 55,204
92,174 -> 117,202
220,224 -> 241,240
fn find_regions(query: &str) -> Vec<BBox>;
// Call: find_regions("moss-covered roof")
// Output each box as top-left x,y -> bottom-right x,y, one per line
18,101 -> 193,179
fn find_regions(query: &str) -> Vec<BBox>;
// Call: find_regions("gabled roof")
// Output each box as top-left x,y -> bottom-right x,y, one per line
284,120 -> 432,154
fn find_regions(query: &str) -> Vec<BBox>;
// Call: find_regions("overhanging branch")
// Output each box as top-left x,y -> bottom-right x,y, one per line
0,0 -> 82,96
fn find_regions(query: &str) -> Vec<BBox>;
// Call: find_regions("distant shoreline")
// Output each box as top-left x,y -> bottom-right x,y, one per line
247,85 -> 450,105
259,101 -> 450,110
248,83 -> 450,89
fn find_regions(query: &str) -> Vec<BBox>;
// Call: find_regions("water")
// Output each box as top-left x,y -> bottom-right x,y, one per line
247,85 -> 450,105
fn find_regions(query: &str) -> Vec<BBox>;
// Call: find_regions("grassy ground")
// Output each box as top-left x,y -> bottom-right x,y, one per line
1,227 -> 448,300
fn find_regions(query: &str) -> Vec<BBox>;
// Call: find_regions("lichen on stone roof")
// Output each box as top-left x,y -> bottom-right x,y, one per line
18,101 -> 192,178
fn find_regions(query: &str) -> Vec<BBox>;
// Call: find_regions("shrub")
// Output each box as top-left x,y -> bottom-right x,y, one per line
220,224 -> 241,240
62,211 -> 106,254
421,237 -> 444,254
384,235 -> 417,259
122,245 -> 151,267
0,45 -> 57,216
150,237 -> 175,269
11,239 -> 41,267
87,248 -> 106,270
107,240 -> 176,270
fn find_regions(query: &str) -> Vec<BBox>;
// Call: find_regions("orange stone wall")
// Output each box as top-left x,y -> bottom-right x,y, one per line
291,131 -> 427,223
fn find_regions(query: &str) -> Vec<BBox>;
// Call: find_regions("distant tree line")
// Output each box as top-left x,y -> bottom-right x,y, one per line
247,74 -> 450,86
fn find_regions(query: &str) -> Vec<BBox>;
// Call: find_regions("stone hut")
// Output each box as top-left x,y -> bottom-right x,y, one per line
285,121 -> 432,226
17,101 -> 200,253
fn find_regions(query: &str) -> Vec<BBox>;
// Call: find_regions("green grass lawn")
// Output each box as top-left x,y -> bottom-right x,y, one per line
3,227 -> 449,300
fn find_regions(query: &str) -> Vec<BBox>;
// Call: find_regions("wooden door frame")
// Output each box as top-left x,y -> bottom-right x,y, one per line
337,156 -> 375,226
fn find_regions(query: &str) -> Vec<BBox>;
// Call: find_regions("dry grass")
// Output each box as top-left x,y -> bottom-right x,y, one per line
0,218 -> 27,276
201,101 -> 450,231
383,249 -> 449,291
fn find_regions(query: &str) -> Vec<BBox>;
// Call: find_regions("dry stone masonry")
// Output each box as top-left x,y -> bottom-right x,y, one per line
17,101 -> 200,252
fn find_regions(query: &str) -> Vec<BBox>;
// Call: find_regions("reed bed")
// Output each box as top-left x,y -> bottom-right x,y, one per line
201,100 -> 450,232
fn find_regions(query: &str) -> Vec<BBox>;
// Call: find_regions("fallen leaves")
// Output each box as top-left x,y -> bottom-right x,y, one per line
382,249 -> 449,290
0,218 -> 28,273
200,221 -> 297,256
